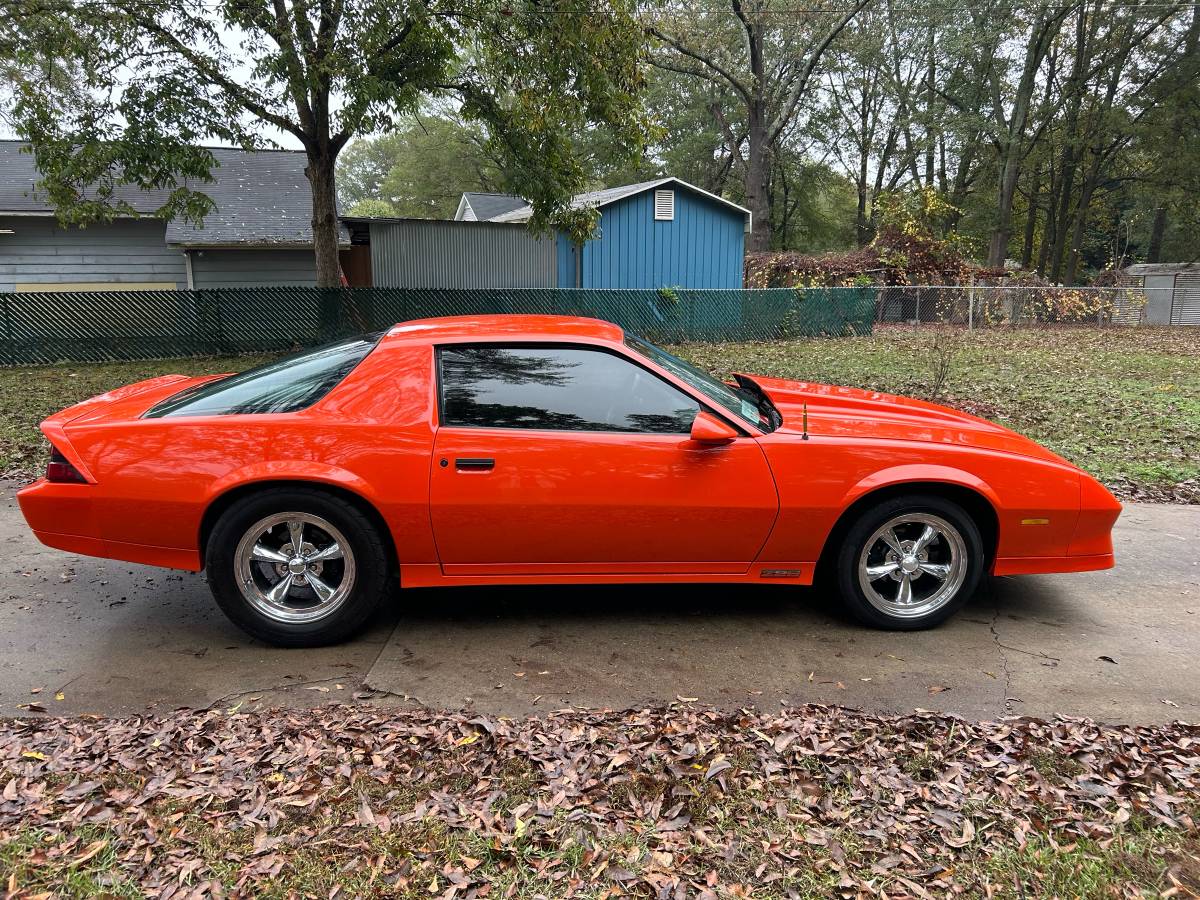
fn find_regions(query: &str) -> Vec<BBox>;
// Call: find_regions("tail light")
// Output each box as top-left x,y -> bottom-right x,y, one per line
46,446 -> 87,484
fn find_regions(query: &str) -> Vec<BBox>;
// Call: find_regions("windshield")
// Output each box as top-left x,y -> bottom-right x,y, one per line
144,332 -> 384,418
624,334 -> 775,431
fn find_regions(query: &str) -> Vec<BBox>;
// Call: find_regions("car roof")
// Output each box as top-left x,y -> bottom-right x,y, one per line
383,315 -> 626,345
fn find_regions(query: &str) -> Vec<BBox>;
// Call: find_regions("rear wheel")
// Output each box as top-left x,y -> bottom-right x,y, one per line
835,494 -> 983,630
206,488 -> 390,646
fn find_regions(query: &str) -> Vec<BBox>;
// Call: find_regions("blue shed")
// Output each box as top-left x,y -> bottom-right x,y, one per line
476,178 -> 750,289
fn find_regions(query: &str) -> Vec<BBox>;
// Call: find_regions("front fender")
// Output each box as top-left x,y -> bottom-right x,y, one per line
841,463 -> 1003,511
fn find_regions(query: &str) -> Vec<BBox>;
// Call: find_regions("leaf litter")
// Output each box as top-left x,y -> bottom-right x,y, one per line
1,703 -> 1198,897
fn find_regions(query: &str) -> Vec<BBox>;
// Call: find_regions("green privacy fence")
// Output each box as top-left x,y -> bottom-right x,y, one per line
0,286 -> 875,365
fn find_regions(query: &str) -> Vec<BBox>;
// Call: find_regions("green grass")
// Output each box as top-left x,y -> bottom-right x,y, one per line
2,326 -> 1197,500
0,825 -> 143,897
678,325 -> 1200,501
3,801 -> 1195,898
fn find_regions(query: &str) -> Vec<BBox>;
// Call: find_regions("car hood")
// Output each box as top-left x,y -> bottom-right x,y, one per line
740,374 -> 1071,465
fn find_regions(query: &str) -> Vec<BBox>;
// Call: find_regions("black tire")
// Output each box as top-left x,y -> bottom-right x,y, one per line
205,487 -> 391,647
835,494 -> 984,630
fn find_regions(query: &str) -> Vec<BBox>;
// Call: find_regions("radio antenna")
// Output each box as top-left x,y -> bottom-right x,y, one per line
802,403 -> 809,440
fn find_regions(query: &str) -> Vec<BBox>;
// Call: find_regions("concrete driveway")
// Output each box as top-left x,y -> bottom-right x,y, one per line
2,481 -> 1197,723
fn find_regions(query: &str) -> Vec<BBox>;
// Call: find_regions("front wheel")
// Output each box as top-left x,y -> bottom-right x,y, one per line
206,488 -> 391,647
835,495 -> 984,630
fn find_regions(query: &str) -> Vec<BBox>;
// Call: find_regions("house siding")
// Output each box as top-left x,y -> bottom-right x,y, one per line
0,215 -> 187,292
556,233 -> 579,288
188,248 -> 317,287
578,188 -> 746,289
368,219 -> 557,289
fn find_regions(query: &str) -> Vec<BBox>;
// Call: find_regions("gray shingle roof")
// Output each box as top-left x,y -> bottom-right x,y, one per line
0,140 -> 336,246
460,192 -> 527,221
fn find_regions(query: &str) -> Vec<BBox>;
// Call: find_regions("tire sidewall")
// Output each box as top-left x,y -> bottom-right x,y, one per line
836,494 -> 984,630
206,488 -> 390,647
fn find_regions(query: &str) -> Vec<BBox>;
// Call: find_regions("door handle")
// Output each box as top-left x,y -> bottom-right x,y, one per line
455,457 -> 495,471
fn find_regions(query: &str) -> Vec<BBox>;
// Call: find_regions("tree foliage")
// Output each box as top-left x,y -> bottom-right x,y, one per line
338,112 -> 504,218
3,0 -> 650,285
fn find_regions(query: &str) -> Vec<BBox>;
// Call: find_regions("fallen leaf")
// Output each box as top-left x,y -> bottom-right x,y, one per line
705,758 -> 733,780
69,839 -> 107,866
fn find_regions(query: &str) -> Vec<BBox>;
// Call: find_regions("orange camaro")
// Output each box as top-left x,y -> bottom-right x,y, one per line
18,315 -> 1121,646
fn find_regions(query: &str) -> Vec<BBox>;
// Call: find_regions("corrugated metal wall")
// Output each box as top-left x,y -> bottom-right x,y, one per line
580,188 -> 746,289
368,219 -> 557,289
1173,274 -> 1200,326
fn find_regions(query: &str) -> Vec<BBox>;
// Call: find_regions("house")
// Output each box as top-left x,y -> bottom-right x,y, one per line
345,177 -> 748,290
0,141 -> 341,292
453,192 -> 527,222
1123,262 -> 1200,325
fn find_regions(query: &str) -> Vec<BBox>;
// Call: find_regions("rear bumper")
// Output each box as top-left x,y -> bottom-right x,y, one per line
18,479 -> 201,571
992,553 -> 1114,576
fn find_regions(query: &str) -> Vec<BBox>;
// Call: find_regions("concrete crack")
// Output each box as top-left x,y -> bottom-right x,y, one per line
989,592 -> 1015,715
205,675 -> 354,712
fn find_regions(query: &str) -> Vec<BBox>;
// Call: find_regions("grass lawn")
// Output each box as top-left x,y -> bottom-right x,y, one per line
680,325 -> 1200,502
1,326 -> 1197,501
2,705 -> 1198,898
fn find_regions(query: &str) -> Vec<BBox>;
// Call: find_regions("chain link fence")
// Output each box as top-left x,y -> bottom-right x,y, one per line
0,284 -> 1157,366
872,284 -> 1149,327
0,286 -> 877,365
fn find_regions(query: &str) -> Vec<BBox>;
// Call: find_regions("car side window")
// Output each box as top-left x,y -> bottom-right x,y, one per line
438,344 -> 701,434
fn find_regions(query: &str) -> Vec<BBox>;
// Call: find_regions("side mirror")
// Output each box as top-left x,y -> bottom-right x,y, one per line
690,411 -> 738,444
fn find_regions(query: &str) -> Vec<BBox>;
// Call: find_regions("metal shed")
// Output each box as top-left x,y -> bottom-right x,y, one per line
341,217 -> 557,289
1124,263 -> 1200,325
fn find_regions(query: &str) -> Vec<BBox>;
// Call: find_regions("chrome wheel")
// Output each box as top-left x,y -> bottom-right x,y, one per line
857,513 -> 967,619
234,512 -> 356,624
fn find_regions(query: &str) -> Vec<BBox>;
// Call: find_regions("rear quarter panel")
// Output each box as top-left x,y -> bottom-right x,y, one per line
54,344 -> 438,568
756,434 -> 1081,564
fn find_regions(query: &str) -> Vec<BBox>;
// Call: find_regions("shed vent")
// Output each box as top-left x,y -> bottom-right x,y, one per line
654,189 -> 675,221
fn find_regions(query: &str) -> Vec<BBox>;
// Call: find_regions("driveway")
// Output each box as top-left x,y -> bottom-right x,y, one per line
2,480 -> 1197,723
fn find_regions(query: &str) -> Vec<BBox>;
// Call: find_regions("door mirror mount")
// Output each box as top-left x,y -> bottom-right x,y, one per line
690,411 -> 738,444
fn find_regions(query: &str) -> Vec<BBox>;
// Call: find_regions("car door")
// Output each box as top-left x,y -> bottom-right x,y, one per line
428,342 -> 779,576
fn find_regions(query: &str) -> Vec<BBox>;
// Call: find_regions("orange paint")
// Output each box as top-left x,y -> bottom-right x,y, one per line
17,315 -> 1120,589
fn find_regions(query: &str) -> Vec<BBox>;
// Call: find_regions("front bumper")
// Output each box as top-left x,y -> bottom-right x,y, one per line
992,552 -> 1114,576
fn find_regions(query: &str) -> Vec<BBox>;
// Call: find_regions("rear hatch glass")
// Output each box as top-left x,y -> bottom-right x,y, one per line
143,332 -> 384,418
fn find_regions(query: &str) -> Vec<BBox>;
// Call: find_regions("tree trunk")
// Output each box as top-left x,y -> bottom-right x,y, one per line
1035,163 -> 1057,276
987,152 -> 1020,268
856,152 -> 871,246
1147,207 -> 1166,262
1047,147 -> 1077,282
1020,167 -> 1041,270
1064,152 -> 1102,284
1048,13 -> 1089,282
306,150 -> 343,288
745,104 -> 772,251
986,7 -> 1067,269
